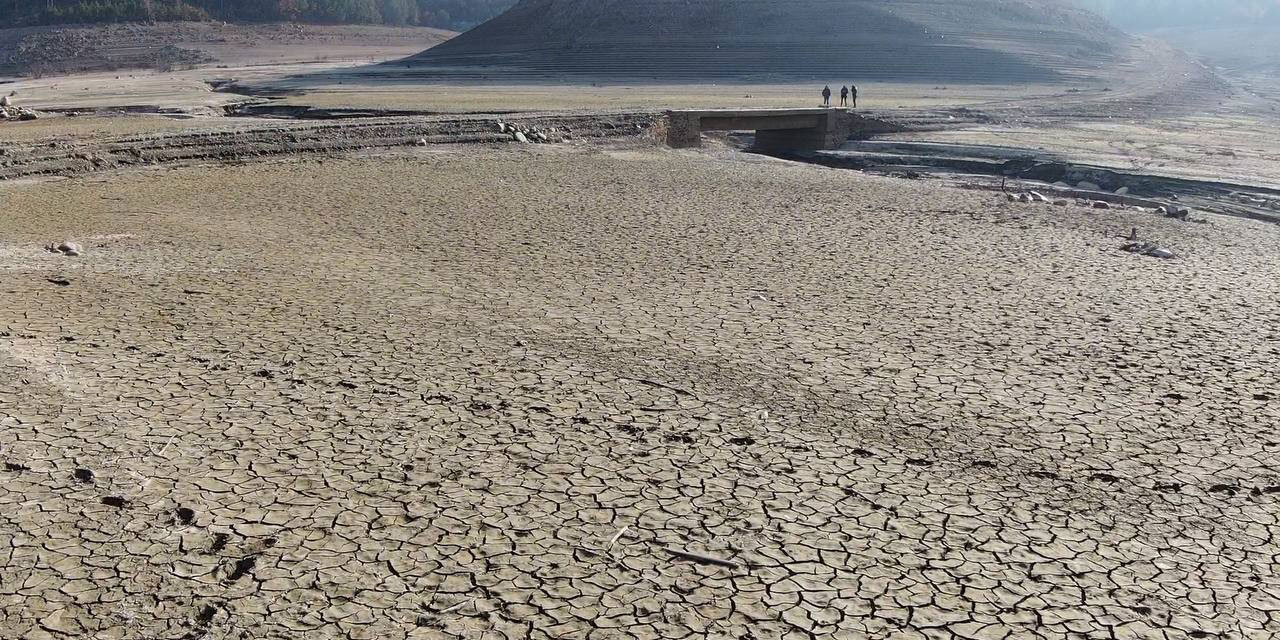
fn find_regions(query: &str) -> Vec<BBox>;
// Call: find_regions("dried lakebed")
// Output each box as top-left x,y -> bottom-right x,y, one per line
1,145 -> 1278,639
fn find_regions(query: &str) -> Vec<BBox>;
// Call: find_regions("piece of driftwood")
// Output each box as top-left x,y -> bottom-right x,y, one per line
663,546 -> 738,568
607,526 -> 629,549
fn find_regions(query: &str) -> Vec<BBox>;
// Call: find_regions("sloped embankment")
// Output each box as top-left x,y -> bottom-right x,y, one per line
407,0 -> 1127,82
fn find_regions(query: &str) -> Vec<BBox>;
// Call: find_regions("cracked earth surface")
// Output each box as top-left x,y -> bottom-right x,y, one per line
1,145 -> 1279,639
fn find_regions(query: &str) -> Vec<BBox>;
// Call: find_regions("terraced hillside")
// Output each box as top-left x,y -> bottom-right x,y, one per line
407,0 -> 1129,82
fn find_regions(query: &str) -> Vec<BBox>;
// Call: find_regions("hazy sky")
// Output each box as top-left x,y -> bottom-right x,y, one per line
1073,0 -> 1280,29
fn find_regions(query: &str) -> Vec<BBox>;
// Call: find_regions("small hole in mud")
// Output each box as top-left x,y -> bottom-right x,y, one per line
196,604 -> 217,626
208,532 -> 229,554
226,556 -> 257,582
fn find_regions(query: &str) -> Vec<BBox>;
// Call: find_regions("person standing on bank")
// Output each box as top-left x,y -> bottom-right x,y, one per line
822,85 -> 831,107
840,85 -> 849,107
850,84 -> 858,109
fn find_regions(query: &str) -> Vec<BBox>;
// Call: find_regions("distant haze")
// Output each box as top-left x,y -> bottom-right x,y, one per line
1072,0 -> 1280,29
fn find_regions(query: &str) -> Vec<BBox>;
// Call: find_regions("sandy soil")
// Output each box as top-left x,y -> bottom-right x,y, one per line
269,81 -> 1065,112
883,114 -> 1280,189
2,62 -> 384,112
0,69 -> 1064,114
1,144 -> 1278,639
0,113 -> 281,143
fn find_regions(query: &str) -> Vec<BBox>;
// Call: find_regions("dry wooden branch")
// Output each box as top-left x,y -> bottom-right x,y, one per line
663,546 -> 738,568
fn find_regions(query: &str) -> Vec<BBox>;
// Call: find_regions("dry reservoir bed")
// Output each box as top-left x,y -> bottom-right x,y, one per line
1,145 -> 1279,639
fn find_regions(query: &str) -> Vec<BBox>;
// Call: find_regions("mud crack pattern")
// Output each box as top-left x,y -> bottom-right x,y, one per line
1,147 -> 1278,639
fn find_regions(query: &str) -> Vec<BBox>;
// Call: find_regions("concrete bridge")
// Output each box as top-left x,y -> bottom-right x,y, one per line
665,108 -> 873,152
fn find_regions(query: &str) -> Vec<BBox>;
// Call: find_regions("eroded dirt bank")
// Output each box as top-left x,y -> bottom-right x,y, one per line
0,111 -> 661,181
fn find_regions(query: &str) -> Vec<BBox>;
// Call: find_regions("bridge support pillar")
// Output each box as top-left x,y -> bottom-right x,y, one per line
665,109 -> 862,152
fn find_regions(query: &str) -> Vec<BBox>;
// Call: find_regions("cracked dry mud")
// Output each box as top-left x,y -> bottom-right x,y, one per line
1,145 -> 1278,639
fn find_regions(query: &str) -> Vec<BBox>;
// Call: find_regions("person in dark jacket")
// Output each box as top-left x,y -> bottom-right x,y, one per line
840,85 -> 849,107
821,85 -> 831,106
851,84 -> 858,108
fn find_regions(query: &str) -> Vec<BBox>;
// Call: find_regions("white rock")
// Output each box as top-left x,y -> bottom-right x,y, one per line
1028,190 -> 1048,203
1121,241 -> 1176,259
1077,181 -> 1101,191
0,95 -> 10,107
513,131 -> 529,144
46,241 -> 82,256
1115,186 -> 1130,195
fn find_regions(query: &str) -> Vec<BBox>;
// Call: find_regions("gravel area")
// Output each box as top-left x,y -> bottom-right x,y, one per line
1,144 -> 1278,639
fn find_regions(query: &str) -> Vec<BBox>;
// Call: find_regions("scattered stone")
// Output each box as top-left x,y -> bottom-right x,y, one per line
1053,199 -> 1068,206
414,138 -> 428,147
1121,241 -> 1176,259
513,131 -> 529,144
1027,190 -> 1048,203
46,241 -> 83,256
101,496 -> 130,508
1115,186 -> 1130,195
0,105 -> 39,121
40,608 -> 83,636
73,468 -> 96,483
1093,201 -> 1111,209
496,121 -> 507,133
0,95 -> 9,107
1077,181 -> 1101,191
